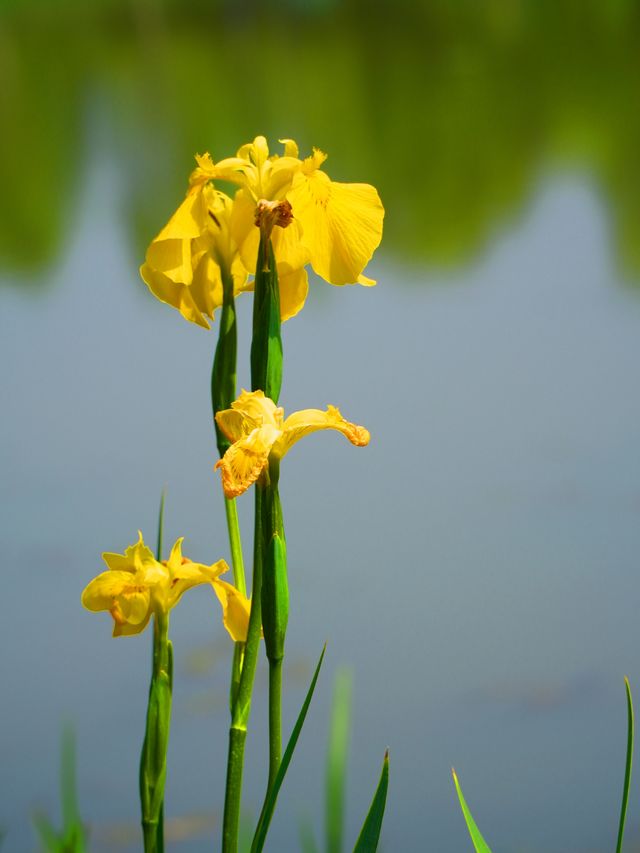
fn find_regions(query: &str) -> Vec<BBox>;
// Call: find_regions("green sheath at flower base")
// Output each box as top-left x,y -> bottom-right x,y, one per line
250,205 -> 287,402
212,269 -> 239,457
261,463 -> 288,664
140,614 -> 173,853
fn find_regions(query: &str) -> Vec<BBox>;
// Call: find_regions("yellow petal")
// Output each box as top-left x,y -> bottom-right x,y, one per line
140,263 -> 211,328
231,389 -> 282,428
154,189 -> 209,242
287,173 -> 384,285
279,138 -> 299,158
81,570 -> 137,611
279,265 -> 309,321
117,589 -> 152,625
215,424 -> 280,498
216,391 -> 282,451
167,558 -> 229,610
211,579 -> 252,642
101,532 -> 156,574
275,406 -> 370,458
113,609 -> 152,637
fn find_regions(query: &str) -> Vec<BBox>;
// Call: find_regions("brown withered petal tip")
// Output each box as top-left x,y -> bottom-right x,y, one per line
254,199 -> 294,242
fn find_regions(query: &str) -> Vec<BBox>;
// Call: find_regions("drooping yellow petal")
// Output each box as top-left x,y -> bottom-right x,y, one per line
154,189 -> 209,242
286,173 -> 384,285
279,265 -> 309,321
113,611 -> 152,637
140,263 -> 211,328
215,424 -> 281,498
211,579 -> 252,642
274,405 -> 370,458
81,570 -> 139,611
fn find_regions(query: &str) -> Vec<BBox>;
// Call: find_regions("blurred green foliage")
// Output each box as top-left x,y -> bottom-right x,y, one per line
1,0 -> 640,281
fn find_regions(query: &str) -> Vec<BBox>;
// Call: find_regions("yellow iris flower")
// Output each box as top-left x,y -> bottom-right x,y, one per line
140,182 -> 251,329
81,532 -> 250,640
193,136 -> 385,319
214,390 -> 370,498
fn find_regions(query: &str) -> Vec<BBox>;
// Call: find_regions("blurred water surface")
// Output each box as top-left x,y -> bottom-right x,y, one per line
2,2 -> 640,851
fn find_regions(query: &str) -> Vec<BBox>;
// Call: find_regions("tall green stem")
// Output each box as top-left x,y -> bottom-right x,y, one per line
259,459 -> 288,813
140,611 -> 172,853
222,487 -> 265,852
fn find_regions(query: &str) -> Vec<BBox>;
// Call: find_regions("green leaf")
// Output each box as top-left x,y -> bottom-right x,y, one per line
33,813 -> 60,851
352,751 -> 389,853
250,238 -> 283,403
299,816 -> 320,853
616,677 -> 634,853
326,669 -> 352,853
251,645 -> 326,852
452,769 -> 492,853
156,487 -> 166,562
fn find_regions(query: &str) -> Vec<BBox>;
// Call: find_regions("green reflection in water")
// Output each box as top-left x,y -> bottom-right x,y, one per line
2,0 -> 640,282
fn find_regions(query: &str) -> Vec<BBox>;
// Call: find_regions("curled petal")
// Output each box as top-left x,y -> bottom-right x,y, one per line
215,390 -> 282,444
212,579 -> 252,642
140,263 -> 211,328
167,558 -> 230,610
215,424 -> 280,498
275,406 -> 370,458
231,389 -> 282,428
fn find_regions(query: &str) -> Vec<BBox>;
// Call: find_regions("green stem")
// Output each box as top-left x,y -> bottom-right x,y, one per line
267,658 -> 283,787
222,488 -> 265,853
140,612 -> 172,853
259,460 -> 288,815
224,496 -> 246,597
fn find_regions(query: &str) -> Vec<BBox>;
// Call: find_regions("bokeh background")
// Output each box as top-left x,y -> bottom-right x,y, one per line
2,1 -> 640,850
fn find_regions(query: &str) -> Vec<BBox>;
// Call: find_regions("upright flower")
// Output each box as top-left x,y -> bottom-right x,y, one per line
140,178 -> 250,328
214,390 -> 370,498
193,137 -> 385,319
81,532 -> 250,640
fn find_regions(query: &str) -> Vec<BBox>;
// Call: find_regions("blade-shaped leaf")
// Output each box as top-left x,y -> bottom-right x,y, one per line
251,645 -> 327,852
452,769 -> 492,853
156,487 -> 167,562
299,816 -> 320,853
352,751 -> 389,853
616,677 -> 634,853
327,669 -> 352,853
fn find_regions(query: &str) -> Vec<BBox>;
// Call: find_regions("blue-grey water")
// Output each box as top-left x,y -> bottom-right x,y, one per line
2,152 -> 640,852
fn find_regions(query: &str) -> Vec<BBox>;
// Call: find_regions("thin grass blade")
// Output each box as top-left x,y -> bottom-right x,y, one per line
452,769 -> 492,853
251,645 -> 326,852
616,677 -> 634,853
352,750 -> 389,853
299,816 -> 320,853
156,487 -> 167,562
327,669 -> 352,853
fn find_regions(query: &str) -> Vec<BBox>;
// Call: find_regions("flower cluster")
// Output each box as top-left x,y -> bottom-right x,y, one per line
141,136 -> 384,326
81,532 -> 250,640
